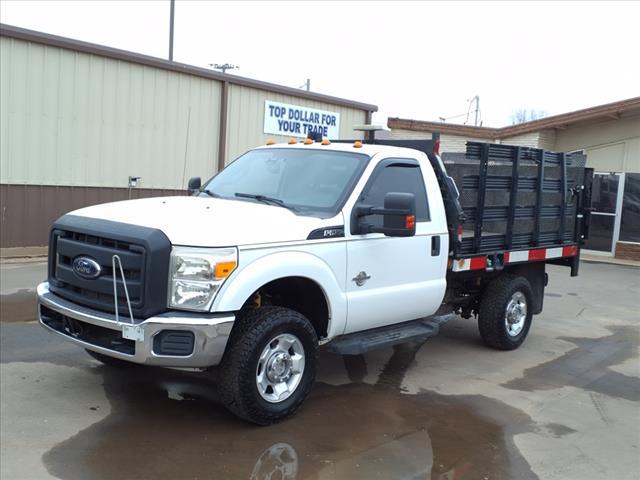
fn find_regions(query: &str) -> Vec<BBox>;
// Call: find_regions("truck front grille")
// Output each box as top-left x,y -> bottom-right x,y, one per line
47,215 -> 172,319
50,229 -> 146,314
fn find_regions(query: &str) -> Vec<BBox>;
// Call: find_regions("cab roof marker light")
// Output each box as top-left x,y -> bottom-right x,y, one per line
353,141 -> 363,148
266,139 -> 275,145
288,138 -> 297,144
321,138 -> 331,145
303,138 -> 314,145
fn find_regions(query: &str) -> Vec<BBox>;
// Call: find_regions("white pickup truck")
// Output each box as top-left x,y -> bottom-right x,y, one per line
37,135 -> 592,424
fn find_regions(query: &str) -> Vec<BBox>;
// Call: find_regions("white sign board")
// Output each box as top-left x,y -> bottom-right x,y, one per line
263,100 -> 341,139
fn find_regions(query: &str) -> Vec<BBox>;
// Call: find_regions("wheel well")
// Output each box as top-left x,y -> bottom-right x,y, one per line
241,277 -> 330,338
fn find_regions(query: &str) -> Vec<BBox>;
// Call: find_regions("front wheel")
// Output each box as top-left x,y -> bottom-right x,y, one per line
219,306 -> 318,425
478,274 -> 534,350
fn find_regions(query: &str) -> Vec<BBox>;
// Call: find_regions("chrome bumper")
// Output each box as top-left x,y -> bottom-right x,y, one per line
37,282 -> 234,368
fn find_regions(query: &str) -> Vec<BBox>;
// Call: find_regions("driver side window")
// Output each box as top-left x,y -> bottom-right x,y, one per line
359,160 -> 430,228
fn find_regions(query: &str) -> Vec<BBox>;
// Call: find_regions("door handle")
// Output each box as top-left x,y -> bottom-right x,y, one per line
431,236 -> 440,256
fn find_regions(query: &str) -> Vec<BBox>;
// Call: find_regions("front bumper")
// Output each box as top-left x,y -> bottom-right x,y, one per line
37,282 -> 234,368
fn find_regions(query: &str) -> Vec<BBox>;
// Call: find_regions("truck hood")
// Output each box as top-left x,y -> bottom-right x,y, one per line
69,196 -> 342,247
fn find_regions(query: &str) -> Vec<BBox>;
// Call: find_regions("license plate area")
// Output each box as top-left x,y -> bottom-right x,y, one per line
122,324 -> 145,342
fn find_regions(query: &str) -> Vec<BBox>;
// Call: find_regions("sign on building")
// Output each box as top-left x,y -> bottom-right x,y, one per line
263,100 -> 341,139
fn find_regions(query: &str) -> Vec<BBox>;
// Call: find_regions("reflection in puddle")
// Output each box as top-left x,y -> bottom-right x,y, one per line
250,443 -> 298,480
43,343 -> 537,480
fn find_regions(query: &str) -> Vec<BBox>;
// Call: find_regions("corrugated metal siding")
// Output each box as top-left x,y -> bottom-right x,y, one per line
1,36 -> 221,189
224,84 -> 366,163
0,184 -> 186,248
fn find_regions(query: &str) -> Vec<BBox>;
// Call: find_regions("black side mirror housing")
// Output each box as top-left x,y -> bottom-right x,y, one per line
187,176 -> 201,194
353,192 -> 417,237
381,192 -> 416,237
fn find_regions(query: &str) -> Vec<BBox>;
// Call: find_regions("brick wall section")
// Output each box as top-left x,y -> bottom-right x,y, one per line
615,242 -> 640,261
500,132 -> 541,148
537,129 -> 557,151
389,128 -> 493,153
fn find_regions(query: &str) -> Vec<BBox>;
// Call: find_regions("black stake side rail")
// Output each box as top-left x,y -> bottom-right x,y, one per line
334,134 -> 593,267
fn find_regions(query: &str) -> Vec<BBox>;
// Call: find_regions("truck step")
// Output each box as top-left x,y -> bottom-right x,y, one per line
325,314 -> 456,355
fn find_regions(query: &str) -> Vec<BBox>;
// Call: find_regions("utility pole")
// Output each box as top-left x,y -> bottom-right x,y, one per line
464,95 -> 480,126
299,78 -> 310,91
168,0 -> 175,61
209,63 -> 238,74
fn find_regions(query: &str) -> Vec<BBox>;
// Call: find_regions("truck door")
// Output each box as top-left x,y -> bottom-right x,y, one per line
345,157 -> 447,334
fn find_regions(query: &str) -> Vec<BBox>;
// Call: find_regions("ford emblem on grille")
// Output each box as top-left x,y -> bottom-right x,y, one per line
72,256 -> 102,279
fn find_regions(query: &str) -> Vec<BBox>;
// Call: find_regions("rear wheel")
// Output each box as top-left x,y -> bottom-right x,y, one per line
219,306 -> 318,425
85,349 -> 134,368
478,274 -> 533,350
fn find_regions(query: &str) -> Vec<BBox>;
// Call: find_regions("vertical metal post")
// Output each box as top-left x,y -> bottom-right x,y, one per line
217,81 -> 229,172
534,149 -> 545,246
558,152 -> 567,244
169,0 -> 175,61
505,146 -> 520,250
473,143 -> 489,253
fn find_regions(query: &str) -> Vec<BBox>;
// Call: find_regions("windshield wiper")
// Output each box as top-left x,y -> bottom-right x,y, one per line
234,192 -> 297,212
200,190 -> 220,198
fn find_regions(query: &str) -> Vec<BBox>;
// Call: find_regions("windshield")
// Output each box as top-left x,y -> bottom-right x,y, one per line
203,148 -> 369,216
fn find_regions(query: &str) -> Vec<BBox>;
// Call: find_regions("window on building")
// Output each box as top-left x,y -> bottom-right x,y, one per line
620,173 -> 640,243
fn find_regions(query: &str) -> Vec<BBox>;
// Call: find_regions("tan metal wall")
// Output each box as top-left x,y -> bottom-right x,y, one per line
0,26 -> 376,249
224,84 -> 367,164
553,114 -> 640,173
0,36 -> 221,189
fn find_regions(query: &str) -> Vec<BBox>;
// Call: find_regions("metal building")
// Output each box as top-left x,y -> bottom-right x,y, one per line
0,24 -> 377,253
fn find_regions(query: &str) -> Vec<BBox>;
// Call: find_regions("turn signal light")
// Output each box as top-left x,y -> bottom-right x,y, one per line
405,215 -> 416,230
214,261 -> 237,279
303,138 -> 314,145
266,139 -> 275,145
288,138 -> 297,144
321,138 -> 331,145
353,141 -> 363,148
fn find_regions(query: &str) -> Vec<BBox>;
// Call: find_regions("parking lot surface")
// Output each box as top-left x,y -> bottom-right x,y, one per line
1,260 -> 638,479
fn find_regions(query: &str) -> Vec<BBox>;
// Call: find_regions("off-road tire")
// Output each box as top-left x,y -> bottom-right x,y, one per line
219,306 -> 318,425
85,349 -> 135,368
478,274 -> 534,350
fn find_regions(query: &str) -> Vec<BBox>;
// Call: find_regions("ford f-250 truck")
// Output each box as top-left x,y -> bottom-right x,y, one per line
37,134 -> 592,424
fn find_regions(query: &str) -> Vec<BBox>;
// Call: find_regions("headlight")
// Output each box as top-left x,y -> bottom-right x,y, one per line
168,247 -> 237,311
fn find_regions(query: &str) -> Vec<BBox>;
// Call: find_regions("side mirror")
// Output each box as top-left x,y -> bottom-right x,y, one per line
381,192 -> 416,237
353,192 -> 416,237
187,176 -> 201,195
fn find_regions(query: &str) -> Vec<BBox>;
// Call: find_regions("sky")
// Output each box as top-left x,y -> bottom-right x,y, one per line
2,1 -> 639,128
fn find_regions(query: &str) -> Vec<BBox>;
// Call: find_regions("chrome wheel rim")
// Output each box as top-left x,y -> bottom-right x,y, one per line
256,333 -> 305,403
505,291 -> 527,337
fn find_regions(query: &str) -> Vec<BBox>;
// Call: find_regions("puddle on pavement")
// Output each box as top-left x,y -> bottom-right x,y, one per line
0,290 -> 37,323
43,342 -> 538,480
503,325 -> 640,401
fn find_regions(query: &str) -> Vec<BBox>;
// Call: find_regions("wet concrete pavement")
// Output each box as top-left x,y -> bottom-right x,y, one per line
1,261 -> 639,479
